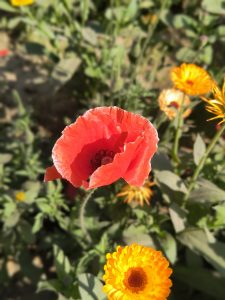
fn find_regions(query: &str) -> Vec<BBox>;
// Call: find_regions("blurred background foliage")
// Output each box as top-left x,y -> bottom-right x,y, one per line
0,0 -> 225,299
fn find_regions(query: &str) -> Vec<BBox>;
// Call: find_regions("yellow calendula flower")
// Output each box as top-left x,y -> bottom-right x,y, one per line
158,88 -> 191,120
202,77 -> 225,124
15,191 -> 25,202
103,243 -> 173,300
171,63 -> 213,96
10,0 -> 34,6
117,181 -> 154,206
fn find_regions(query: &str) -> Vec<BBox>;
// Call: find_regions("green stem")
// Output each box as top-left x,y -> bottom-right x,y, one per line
79,188 -> 96,243
172,93 -> 185,164
184,122 -> 225,202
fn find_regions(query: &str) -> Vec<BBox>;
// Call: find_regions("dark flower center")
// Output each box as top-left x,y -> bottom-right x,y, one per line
91,149 -> 115,169
186,79 -> 194,85
168,101 -> 179,109
124,267 -> 147,293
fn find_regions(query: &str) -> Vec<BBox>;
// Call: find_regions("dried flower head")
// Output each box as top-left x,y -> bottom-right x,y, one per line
202,77 -> 225,124
158,88 -> 191,120
171,63 -> 213,96
103,243 -> 172,300
117,181 -> 154,206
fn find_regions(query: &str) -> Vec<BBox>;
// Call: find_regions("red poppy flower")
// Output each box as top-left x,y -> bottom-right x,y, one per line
0,49 -> 9,57
44,107 -> 158,189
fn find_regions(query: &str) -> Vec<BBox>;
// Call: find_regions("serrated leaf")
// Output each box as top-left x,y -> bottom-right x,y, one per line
178,229 -> 225,277
78,273 -> 106,300
193,134 -> 206,165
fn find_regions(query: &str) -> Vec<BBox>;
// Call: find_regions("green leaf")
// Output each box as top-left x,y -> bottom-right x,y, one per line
123,0 -> 138,23
19,221 -> 35,244
173,14 -> 198,29
32,213 -> 44,233
0,153 -> 12,165
202,0 -> 225,14
200,45 -> 213,65
123,224 -> 155,247
178,229 -> 225,277
50,55 -> 81,93
82,27 -> 98,46
0,2 -> 17,13
189,179 -> 225,203
169,203 -> 186,233
159,232 -> 177,264
53,245 -> 72,285
176,47 -> 196,62
76,250 -> 97,275
151,152 -> 173,171
24,181 -> 40,204
78,273 -> 106,300
213,202 -> 225,227
193,134 -> 206,165
217,25 -> 225,37
174,266 -> 225,299
156,170 -> 187,193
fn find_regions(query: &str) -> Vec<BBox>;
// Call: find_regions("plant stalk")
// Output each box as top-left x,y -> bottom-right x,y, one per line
79,188 -> 96,243
184,122 -> 225,202
172,93 -> 185,164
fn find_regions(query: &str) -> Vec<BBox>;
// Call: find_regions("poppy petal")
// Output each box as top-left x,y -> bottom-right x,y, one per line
88,136 -> 143,189
44,165 -> 62,182
123,130 -> 158,186
52,111 -> 120,187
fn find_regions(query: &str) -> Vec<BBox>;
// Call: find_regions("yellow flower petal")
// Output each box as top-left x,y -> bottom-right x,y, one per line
171,63 -> 213,96
201,77 -> 225,124
10,0 -> 34,7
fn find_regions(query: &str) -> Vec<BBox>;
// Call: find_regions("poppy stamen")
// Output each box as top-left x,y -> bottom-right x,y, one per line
91,149 -> 115,169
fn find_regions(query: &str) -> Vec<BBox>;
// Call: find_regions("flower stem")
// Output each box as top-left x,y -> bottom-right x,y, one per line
79,188 -> 96,244
172,93 -> 185,164
184,122 -> 225,203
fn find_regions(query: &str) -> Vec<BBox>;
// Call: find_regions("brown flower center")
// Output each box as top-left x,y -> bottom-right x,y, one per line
124,267 -> 147,293
168,101 -> 179,109
186,79 -> 194,85
91,149 -> 115,169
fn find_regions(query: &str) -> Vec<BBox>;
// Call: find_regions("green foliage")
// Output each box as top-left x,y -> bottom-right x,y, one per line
0,0 -> 225,299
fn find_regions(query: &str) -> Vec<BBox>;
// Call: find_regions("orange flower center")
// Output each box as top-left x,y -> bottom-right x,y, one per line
186,79 -> 194,85
124,267 -> 147,293
91,149 -> 115,169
